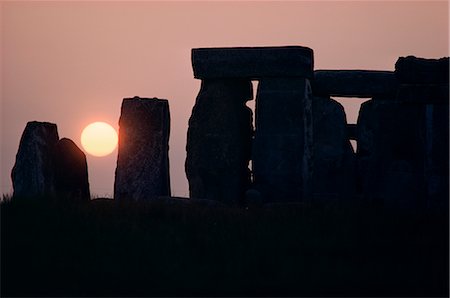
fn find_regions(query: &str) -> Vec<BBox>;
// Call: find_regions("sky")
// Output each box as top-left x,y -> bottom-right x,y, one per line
1,1 -> 449,197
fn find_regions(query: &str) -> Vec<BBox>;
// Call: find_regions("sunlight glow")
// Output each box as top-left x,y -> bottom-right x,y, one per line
81,122 -> 118,157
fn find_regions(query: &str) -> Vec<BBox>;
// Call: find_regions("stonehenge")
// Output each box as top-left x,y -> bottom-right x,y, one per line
114,97 -> 171,201
9,48 -> 448,212
187,49 -> 449,210
11,121 -> 90,200
188,46 -> 314,204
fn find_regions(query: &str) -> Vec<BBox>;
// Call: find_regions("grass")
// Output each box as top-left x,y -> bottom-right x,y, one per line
1,196 -> 448,297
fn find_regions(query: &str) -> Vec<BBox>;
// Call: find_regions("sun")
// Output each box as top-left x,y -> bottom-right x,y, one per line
81,122 -> 118,157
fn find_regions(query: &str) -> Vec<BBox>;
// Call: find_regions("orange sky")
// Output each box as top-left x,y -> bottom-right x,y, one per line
1,1 -> 448,197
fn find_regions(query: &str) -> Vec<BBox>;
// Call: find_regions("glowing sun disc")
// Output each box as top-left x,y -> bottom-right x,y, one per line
81,122 -> 118,157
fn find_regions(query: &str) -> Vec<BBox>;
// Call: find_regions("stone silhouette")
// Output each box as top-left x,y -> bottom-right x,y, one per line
54,138 -> 90,201
114,97 -> 171,201
395,56 -> 449,84
311,96 -> 356,201
312,70 -> 398,98
11,121 -> 59,198
186,79 -> 253,204
188,46 -> 314,204
355,56 -> 449,209
252,77 -> 313,202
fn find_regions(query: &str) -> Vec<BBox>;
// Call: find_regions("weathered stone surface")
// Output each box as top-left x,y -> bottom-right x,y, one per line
422,104 -> 449,210
114,97 -> 171,201
395,56 -> 449,84
396,84 -> 449,104
312,70 -> 398,97
347,124 -> 357,140
356,98 -> 426,209
192,46 -> 314,79
252,78 -> 313,202
185,79 -> 253,204
11,121 -> 59,198
312,96 -> 356,200
54,138 -> 90,201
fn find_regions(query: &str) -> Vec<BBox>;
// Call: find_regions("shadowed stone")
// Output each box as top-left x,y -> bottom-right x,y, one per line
114,97 -> 171,201
185,79 -> 253,204
192,46 -> 314,79
11,121 -> 59,198
396,84 -> 449,104
312,96 -> 356,200
356,98 -> 426,209
347,124 -> 357,140
54,138 -> 90,201
312,70 -> 398,97
395,56 -> 449,84
252,78 -> 313,202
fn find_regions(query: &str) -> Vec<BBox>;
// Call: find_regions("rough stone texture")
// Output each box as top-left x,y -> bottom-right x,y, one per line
185,79 -> 253,204
395,56 -> 449,84
114,97 -> 171,201
192,46 -> 314,80
347,124 -> 357,140
356,98 -> 426,209
53,138 -> 90,201
424,104 -> 449,210
312,96 -> 356,201
252,78 -> 313,202
396,84 -> 449,104
11,121 -> 59,198
312,70 -> 398,98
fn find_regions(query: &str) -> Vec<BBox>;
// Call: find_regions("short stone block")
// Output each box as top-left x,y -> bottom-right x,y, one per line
312,70 -> 398,97
192,46 -> 314,79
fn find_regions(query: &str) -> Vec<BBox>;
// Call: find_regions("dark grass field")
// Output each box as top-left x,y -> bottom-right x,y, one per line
1,196 -> 448,297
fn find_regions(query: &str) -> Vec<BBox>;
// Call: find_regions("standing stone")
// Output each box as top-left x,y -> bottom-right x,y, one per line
252,78 -> 313,202
185,79 -> 253,204
356,98 -> 426,209
312,96 -> 356,201
53,138 -> 90,201
11,121 -> 59,198
114,97 -> 171,201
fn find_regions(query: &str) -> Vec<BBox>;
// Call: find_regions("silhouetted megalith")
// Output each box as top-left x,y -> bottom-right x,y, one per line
312,96 -> 356,200
11,121 -> 59,198
356,98 -> 426,209
192,46 -> 314,79
312,70 -> 398,98
186,79 -> 253,204
114,97 -> 171,201
396,84 -> 449,104
395,56 -> 449,84
252,78 -> 313,202
54,138 -> 90,201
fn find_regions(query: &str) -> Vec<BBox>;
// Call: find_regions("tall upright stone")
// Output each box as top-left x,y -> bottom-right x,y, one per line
252,78 -> 313,202
54,138 -> 90,201
311,96 -> 356,201
11,121 -> 59,198
357,97 -> 427,209
185,79 -> 253,204
394,56 -> 449,210
114,97 -> 171,201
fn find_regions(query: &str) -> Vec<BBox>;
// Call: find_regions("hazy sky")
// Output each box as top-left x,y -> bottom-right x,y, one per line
1,1 -> 448,197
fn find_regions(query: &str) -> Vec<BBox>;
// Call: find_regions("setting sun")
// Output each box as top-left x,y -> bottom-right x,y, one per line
81,122 -> 118,157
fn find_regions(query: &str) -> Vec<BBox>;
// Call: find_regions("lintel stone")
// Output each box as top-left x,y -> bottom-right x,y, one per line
192,46 -> 314,79
312,70 -> 398,97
